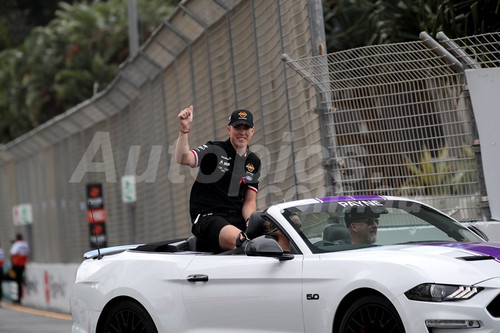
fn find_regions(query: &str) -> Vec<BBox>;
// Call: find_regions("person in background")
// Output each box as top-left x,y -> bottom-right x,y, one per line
10,234 -> 29,303
0,244 -> 4,303
175,105 -> 261,253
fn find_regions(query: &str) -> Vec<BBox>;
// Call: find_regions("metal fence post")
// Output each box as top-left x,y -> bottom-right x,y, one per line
435,32 -> 491,221
307,0 -> 343,195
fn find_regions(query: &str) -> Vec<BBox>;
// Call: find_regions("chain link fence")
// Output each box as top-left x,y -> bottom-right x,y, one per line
0,0 -> 498,263
284,32 -> 500,222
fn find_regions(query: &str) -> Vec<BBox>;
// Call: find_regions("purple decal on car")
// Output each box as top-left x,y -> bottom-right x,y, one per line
425,242 -> 500,261
317,195 -> 386,203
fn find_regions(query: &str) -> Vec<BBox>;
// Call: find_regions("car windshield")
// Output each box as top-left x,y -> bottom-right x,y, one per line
281,198 -> 484,253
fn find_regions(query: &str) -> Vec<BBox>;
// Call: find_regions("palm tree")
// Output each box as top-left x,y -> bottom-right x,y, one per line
0,49 -> 32,141
0,0 -> 176,143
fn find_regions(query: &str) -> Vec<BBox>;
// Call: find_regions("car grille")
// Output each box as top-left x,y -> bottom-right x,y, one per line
487,293 -> 500,317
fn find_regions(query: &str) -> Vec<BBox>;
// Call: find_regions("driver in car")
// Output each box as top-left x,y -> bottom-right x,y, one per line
344,207 -> 387,245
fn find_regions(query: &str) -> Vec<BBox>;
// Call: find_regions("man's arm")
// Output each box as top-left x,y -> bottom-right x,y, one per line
242,189 -> 258,225
175,106 -> 195,167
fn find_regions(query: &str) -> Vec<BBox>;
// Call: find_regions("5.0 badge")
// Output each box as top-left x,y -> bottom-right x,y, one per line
306,293 -> 320,300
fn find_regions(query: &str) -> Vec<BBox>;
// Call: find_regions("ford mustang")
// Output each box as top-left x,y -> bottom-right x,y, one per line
70,196 -> 500,332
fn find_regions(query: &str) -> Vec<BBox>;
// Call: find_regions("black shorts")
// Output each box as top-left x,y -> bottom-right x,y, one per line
191,213 -> 245,253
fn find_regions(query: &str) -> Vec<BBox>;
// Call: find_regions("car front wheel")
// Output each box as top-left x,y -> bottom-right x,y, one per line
99,299 -> 158,333
339,295 -> 405,333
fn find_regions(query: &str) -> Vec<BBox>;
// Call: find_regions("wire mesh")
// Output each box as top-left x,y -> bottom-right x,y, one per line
285,33 -> 500,222
446,33 -> 500,68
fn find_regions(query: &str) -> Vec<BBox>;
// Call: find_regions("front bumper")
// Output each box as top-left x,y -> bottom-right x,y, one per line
396,278 -> 500,332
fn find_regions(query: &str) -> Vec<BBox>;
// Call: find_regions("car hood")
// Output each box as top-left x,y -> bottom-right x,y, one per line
419,242 -> 500,260
387,242 -> 500,285
357,241 -> 500,262
322,242 -> 500,286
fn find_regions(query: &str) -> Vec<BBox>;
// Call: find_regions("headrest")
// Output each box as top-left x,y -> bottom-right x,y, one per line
323,224 -> 350,242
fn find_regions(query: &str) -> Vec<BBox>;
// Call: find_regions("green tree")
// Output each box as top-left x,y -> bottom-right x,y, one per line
0,0 -> 176,143
0,0 -> 67,50
323,0 -> 500,52
0,49 -> 32,139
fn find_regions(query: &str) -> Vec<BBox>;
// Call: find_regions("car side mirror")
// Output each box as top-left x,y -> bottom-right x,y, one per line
245,236 -> 294,261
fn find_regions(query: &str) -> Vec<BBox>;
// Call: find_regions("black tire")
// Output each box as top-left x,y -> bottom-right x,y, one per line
99,299 -> 158,333
339,295 -> 405,333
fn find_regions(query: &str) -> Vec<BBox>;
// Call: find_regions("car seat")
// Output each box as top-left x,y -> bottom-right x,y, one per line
187,235 -> 197,251
323,223 -> 350,243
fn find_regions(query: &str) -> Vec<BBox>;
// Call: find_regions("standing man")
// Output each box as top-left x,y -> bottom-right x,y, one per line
10,234 -> 29,303
175,106 -> 261,253
0,244 -> 4,303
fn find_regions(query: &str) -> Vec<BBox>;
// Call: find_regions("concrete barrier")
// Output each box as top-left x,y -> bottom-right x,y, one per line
2,263 -> 79,314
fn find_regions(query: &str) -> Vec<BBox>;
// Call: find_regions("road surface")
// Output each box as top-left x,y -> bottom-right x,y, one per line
0,301 -> 72,333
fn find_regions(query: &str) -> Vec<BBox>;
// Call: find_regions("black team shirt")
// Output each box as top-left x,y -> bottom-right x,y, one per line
189,138 -> 260,220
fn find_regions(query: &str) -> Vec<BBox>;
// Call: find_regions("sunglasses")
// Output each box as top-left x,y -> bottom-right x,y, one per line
352,217 -> 379,226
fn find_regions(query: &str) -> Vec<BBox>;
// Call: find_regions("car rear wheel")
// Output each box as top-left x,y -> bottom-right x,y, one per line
339,295 -> 405,333
99,299 -> 158,333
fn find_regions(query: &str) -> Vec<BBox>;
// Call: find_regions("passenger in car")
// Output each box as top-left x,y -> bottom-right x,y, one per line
287,212 -> 302,229
175,105 -> 261,253
264,213 -> 302,252
264,221 -> 292,252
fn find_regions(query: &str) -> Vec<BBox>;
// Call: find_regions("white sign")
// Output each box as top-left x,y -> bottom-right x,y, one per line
465,68 -> 500,220
13,203 -> 33,225
121,175 -> 137,203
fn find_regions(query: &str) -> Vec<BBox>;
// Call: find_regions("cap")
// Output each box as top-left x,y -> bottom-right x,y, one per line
228,109 -> 254,128
344,206 -> 388,226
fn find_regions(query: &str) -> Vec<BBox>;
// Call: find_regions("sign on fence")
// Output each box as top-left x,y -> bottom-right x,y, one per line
12,204 -> 33,225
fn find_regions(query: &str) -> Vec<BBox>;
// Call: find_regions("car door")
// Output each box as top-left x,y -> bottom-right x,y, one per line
182,253 -> 304,332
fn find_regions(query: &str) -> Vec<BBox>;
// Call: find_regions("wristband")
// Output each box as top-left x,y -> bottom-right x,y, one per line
180,128 -> 190,134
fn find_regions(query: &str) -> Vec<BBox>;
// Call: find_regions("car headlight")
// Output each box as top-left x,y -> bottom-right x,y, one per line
405,283 -> 482,302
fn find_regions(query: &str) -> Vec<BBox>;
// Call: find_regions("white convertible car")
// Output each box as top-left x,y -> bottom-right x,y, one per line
70,196 -> 500,333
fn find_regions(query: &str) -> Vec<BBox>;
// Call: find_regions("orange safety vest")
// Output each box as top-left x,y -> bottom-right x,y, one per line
10,241 -> 29,266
